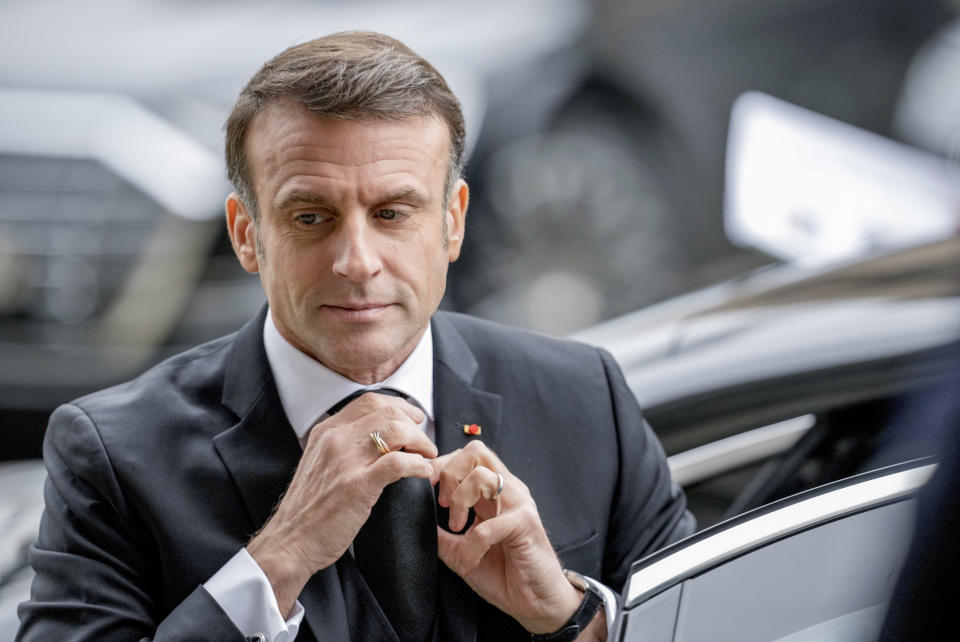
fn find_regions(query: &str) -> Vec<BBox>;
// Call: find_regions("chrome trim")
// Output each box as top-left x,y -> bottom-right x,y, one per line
668,415 -> 815,486
625,464 -> 935,606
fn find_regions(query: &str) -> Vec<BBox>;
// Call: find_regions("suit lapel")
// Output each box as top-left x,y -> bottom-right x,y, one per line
432,314 -> 503,457
212,307 -> 352,642
431,314 -> 504,642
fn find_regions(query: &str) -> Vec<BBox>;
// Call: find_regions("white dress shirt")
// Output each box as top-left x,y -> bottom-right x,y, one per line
204,312 -> 434,642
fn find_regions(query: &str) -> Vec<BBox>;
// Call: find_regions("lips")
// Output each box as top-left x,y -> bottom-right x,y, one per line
322,302 -> 394,321
326,302 -> 391,311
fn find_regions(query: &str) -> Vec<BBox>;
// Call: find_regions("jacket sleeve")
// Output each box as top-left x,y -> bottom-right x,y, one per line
16,403 -> 246,642
597,348 -> 696,590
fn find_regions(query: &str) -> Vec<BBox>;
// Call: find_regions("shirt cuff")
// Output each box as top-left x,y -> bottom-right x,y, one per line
580,574 -> 620,640
204,548 -> 305,642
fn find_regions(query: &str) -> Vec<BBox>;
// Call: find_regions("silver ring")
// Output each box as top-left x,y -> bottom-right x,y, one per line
369,431 -> 389,456
491,472 -> 504,499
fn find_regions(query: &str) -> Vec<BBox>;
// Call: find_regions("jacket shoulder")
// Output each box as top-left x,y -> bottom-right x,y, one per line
434,311 -> 609,377
59,331 -> 239,442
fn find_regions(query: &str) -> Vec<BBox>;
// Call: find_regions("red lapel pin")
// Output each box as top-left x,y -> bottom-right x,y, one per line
462,423 -> 482,436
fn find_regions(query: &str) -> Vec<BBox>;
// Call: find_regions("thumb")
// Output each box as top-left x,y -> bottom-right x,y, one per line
436,526 -> 459,565
436,526 -> 490,577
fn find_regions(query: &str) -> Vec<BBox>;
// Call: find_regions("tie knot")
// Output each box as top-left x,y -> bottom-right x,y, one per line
327,387 -> 407,416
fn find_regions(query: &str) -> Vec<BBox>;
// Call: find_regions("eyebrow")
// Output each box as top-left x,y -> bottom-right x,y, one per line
380,186 -> 429,207
273,186 -> 429,213
273,191 -> 333,212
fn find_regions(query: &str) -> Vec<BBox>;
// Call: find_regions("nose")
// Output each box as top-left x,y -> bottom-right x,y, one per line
331,216 -> 383,282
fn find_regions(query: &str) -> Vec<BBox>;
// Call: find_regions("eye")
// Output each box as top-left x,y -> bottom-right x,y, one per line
376,209 -> 406,221
295,213 -> 323,225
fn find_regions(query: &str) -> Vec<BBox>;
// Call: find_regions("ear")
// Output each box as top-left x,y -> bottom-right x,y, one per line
225,192 -> 261,273
445,179 -> 469,262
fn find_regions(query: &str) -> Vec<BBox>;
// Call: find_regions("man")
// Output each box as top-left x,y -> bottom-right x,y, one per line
18,31 -> 693,641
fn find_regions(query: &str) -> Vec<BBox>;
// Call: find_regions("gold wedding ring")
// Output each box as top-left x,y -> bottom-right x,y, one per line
369,430 -> 390,456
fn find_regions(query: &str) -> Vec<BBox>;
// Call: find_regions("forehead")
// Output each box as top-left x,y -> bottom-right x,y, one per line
244,101 -> 451,203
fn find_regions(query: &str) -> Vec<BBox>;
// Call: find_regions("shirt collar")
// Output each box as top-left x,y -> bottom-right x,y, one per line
262,311 -> 434,442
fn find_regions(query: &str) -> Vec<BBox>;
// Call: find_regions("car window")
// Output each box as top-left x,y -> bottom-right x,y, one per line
619,497 -> 916,642
771,603 -> 887,642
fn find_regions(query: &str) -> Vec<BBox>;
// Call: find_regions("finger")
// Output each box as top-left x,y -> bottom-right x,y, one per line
335,392 -> 426,425
447,465 -> 502,532
428,450 -> 461,485
437,510 -> 525,577
366,450 -> 434,492
368,419 -> 437,459
437,527 -> 487,578
436,441 -> 502,506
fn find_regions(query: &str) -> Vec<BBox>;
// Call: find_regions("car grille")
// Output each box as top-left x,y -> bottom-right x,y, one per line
0,154 -> 162,328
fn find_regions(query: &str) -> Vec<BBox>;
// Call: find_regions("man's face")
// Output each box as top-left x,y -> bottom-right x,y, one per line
226,100 -> 467,383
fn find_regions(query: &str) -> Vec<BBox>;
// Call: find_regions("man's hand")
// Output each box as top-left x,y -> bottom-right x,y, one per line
247,393 -> 436,616
432,441 -> 603,638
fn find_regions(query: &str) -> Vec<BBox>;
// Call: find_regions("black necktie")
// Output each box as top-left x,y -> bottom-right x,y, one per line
328,388 -> 438,642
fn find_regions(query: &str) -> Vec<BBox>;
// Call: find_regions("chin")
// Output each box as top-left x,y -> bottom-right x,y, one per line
318,338 -> 404,372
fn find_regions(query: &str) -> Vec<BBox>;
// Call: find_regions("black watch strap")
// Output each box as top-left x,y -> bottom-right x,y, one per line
530,584 -> 604,642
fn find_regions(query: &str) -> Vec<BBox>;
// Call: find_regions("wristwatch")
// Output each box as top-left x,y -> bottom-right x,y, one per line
529,569 -> 604,642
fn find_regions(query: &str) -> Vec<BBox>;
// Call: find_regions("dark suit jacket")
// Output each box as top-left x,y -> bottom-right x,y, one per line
18,308 -> 694,641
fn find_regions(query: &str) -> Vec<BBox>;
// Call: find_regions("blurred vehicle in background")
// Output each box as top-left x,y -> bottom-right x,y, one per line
0,90 -> 238,460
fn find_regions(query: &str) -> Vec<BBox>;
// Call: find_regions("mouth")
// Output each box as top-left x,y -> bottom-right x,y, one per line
322,302 -> 394,321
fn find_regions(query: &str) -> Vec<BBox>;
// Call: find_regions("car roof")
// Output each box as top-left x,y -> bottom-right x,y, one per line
576,237 -> 960,411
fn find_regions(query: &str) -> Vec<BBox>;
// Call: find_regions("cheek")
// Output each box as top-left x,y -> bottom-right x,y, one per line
260,239 -> 321,295
404,236 -> 448,282
416,240 -> 452,301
